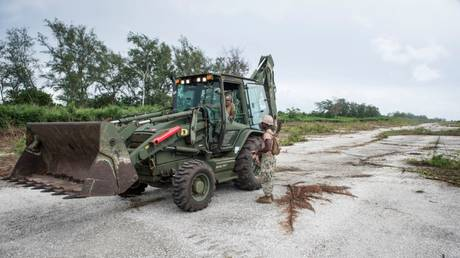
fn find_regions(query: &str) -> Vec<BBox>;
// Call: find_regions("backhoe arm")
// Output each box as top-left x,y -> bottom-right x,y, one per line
251,55 -> 277,121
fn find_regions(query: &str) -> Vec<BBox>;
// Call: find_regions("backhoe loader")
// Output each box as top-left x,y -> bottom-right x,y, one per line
3,55 -> 278,211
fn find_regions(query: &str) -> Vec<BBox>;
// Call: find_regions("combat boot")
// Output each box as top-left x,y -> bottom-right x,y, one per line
256,195 -> 273,204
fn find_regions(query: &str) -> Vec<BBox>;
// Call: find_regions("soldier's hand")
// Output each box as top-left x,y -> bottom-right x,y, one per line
251,151 -> 260,165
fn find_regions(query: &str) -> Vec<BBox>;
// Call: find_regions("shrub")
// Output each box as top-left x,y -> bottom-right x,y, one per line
6,88 -> 54,106
0,104 -> 161,128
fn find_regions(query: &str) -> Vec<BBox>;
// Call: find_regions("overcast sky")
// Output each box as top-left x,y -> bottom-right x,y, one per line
1,0 -> 459,119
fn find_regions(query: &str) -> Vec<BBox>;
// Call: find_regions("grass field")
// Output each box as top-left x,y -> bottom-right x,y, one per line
377,127 -> 460,140
0,104 -> 161,128
279,117 -> 424,145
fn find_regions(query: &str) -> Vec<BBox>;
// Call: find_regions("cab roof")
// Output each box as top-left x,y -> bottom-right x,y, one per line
177,73 -> 256,83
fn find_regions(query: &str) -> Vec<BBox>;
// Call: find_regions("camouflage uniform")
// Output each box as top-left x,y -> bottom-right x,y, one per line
260,128 -> 276,196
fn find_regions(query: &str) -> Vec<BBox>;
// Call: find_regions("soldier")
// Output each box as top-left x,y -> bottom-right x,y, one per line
255,115 -> 276,204
225,95 -> 236,121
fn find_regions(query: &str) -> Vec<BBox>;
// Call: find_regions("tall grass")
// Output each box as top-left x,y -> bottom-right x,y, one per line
279,117 -> 425,146
0,104 -> 161,129
377,127 -> 460,140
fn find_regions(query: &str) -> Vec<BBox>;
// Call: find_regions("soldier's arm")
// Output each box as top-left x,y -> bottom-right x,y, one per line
260,138 -> 273,153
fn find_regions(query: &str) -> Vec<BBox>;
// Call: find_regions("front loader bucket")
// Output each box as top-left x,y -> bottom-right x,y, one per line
6,122 -> 138,198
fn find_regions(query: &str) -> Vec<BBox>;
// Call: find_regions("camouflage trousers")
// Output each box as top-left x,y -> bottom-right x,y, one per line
258,152 -> 276,196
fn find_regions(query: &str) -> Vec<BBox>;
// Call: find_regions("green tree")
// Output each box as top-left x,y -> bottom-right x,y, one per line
117,63 -> 142,105
94,51 -> 126,106
0,27 -> 39,102
38,19 -> 108,106
173,36 -> 210,76
212,48 -> 249,76
126,32 -> 173,106
314,99 -> 334,116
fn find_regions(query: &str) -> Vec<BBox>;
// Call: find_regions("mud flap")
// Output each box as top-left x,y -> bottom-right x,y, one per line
6,122 -> 138,198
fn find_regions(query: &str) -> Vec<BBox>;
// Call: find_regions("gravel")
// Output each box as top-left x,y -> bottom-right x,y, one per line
0,124 -> 459,258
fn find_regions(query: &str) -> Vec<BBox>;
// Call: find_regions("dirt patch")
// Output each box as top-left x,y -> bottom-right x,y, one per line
348,174 -> 373,178
276,166 -> 302,172
407,148 -> 460,186
354,151 -> 402,168
126,196 -> 166,210
0,128 -> 25,153
275,183 -> 355,233
323,173 -> 373,179
407,167 -> 460,187
323,175 -> 341,179
0,154 -> 17,177
0,128 -> 24,178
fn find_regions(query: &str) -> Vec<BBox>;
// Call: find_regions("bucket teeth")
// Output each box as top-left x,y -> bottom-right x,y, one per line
41,187 -> 55,193
31,184 -> 47,190
15,179 -> 27,185
63,194 -> 86,199
24,181 -> 36,187
52,190 -> 66,196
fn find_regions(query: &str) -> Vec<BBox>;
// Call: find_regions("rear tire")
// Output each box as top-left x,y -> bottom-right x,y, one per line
173,160 -> 215,212
234,136 -> 263,190
119,181 -> 147,197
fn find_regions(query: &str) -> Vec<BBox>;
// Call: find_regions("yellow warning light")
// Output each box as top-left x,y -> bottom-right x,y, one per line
206,74 -> 213,81
175,79 -> 180,84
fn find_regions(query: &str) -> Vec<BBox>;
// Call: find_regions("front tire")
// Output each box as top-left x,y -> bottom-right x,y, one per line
234,136 -> 263,190
173,160 -> 215,212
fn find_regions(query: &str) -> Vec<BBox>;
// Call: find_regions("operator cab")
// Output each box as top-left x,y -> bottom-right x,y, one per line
173,73 -> 270,151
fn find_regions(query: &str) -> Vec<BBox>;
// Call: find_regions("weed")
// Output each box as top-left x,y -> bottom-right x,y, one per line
407,152 -> 460,186
440,121 -> 460,127
14,137 -> 26,155
408,155 -> 460,171
377,128 -> 460,140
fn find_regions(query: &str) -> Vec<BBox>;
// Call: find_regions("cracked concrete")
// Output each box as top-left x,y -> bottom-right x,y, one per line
0,123 -> 459,257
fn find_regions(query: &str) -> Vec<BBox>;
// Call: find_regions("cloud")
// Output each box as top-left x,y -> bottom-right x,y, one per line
352,15 -> 373,29
412,64 -> 441,82
372,36 -> 447,82
372,36 -> 447,65
1,0 -> 54,13
372,37 -> 411,64
406,45 -> 447,63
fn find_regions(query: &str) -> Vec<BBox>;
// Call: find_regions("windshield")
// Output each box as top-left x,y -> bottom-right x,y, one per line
174,82 -> 222,113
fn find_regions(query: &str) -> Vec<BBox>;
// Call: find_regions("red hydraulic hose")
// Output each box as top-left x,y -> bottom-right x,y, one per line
152,126 -> 181,144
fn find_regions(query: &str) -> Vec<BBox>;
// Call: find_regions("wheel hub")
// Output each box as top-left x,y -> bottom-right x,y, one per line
193,180 -> 205,194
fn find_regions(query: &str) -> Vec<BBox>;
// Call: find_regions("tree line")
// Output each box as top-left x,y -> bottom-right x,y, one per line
312,98 -> 381,117
0,19 -> 249,107
281,98 -> 381,119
